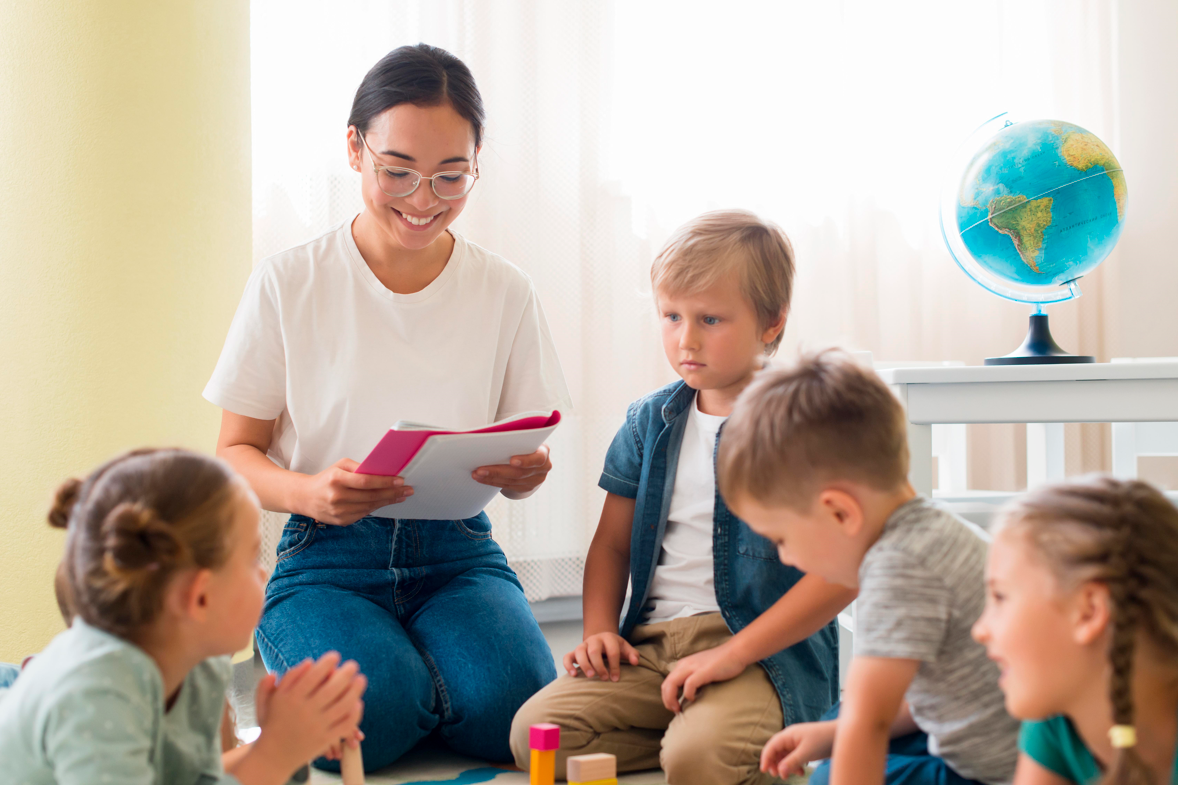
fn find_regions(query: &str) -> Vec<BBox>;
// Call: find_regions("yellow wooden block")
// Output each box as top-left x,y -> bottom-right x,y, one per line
568,779 -> 618,785
530,748 -> 555,785
566,752 -> 617,781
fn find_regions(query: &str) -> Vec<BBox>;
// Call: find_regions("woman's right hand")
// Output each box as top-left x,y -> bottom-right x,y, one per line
299,458 -> 413,525
563,632 -> 640,681
252,652 -> 367,773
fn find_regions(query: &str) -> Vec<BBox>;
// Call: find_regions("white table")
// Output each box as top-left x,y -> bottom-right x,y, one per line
877,362 -> 1178,496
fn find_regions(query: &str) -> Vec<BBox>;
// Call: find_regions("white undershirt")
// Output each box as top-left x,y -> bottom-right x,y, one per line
204,217 -> 571,476
644,393 -> 726,624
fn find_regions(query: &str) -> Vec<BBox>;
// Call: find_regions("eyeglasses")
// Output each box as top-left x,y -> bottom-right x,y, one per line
358,131 -> 479,200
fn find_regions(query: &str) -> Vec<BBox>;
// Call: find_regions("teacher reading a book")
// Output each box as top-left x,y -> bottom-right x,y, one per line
204,44 -> 571,772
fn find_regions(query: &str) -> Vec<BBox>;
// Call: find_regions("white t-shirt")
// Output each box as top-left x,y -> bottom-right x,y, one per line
204,217 -> 572,476
644,393 -> 726,624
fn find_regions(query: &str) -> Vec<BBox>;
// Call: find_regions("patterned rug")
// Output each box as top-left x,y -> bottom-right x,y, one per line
306,743 -> 669,784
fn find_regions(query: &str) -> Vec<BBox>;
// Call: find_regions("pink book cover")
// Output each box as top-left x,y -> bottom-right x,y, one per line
356,410 -> 562,477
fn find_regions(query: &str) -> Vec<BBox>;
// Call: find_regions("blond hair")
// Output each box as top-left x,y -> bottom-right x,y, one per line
996,477 -> 1178,785
49,448 -> 243,639
650,209 -> 794,353
717,349 -> 909,508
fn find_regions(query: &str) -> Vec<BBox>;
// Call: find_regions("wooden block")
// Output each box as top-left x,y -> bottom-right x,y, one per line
340,742 -> 364,785
567,753 -> 616,781
568,779 -> 618,785
530,748 -> 555,785
529,722 -> 561,751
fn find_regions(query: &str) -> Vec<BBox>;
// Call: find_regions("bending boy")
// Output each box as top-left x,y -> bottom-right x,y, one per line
719,351 -> 1020,785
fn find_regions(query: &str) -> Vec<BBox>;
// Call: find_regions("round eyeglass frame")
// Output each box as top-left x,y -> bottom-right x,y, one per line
357,131 -> 479,200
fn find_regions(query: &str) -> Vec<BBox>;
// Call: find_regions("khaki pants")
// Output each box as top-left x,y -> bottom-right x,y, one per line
510,613 -> 784,785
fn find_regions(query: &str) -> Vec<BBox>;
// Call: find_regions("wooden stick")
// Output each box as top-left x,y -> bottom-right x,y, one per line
340,740 -> 364,785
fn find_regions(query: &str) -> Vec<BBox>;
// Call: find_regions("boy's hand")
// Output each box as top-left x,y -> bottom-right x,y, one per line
563,632 -> 640,681
660,642 -> 748,712
760,720 -> 837,779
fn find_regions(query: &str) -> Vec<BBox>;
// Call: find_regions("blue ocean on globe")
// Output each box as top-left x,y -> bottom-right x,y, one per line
955,119 -> 1126,289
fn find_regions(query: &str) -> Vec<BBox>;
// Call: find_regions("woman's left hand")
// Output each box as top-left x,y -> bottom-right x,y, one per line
473,444 -> 552,500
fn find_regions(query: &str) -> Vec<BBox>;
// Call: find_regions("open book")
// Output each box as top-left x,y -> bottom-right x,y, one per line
356,410 -> 562,520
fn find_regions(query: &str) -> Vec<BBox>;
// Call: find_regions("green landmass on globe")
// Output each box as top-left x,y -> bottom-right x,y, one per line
988,194 -> 1054,273
955,119 -> 1127,289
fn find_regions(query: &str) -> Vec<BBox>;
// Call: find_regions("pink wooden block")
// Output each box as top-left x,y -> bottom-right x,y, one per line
529,723 -> 561,751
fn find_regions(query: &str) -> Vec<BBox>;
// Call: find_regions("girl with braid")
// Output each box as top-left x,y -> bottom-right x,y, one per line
0,448 -> 368,785
972,476 -> 1178,785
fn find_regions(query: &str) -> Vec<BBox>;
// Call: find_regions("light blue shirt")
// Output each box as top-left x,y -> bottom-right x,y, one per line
0,618 -> 242,785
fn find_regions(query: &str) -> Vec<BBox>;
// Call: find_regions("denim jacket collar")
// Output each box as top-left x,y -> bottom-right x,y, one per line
659,380 -> 695,425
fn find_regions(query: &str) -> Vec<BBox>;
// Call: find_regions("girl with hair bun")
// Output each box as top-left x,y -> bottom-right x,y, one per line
0,448 -> 368,785
972,476 -> 1178,785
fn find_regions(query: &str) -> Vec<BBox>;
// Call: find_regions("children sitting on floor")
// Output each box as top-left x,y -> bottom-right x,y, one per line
972,476 -> 1178,785
511,210 -> 853,785
718,350 -> 1020,785
0,448 -> 367,784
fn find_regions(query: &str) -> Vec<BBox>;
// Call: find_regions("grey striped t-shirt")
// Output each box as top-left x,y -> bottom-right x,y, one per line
856,497 -> 1019,784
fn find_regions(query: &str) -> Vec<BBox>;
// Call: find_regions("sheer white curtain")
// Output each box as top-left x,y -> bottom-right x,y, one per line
250,0 -> 1120,598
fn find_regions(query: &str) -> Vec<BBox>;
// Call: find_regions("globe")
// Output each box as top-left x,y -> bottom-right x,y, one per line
939,114 -> 1128,364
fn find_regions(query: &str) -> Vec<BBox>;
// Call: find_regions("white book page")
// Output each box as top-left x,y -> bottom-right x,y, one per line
370,423 -> 559,520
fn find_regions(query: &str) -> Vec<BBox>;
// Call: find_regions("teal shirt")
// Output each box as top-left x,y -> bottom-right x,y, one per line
0,619 -> 242,785
1021,716 -> 1178,785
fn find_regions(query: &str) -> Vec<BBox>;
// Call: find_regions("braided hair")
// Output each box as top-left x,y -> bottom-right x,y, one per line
49,448 -> 242,640
997,476 -> 1178,785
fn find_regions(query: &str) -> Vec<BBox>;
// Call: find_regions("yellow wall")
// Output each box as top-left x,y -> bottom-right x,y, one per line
0,1 -> 251,662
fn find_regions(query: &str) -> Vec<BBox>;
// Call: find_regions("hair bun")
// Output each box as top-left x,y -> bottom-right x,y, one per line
48,478 -> 83,529
100,502 -> 186,576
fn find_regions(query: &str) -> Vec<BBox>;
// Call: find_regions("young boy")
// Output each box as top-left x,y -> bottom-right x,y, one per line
717,351 -> 1020,785
510,211 -> 853,785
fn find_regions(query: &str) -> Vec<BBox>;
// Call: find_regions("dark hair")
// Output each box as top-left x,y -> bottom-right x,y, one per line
49,448 -> 243,639
348,43 -> 485,149
997,477 -> 1178,785
718,349 -> 909,508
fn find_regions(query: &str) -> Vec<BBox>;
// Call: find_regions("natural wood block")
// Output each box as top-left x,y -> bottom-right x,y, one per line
566,753 -> 617,781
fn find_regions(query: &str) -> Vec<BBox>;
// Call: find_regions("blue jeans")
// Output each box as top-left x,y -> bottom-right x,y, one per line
0,663 -> 19,689
256,513 -> 556,772
809,702 -> 985,785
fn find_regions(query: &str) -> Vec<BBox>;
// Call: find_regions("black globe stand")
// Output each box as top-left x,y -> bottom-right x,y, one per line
985,312 -> 1095,365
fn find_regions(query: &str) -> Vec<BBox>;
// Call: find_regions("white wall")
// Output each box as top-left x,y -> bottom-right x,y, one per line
1112,0 -> 1178,358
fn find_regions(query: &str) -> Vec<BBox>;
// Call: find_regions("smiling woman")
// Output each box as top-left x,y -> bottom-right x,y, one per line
203,44 -> 572,773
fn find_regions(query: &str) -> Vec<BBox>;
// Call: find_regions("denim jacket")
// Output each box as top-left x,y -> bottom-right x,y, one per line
598,380 -> 839,724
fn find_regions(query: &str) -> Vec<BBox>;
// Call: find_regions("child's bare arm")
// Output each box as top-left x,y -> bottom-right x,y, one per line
662,574 -> 855,710
582,493 -> 635,634
726,574 -> 855,667
829,657 -> 919,785
890,700 -> 919,737
563,493 -> 638,680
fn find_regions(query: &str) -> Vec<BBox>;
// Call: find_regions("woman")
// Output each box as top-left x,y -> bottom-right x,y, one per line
204,44 -> 571,771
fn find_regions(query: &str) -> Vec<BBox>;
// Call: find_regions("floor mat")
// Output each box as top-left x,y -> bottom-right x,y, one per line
306,742 -> 668,784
